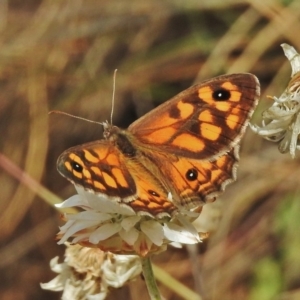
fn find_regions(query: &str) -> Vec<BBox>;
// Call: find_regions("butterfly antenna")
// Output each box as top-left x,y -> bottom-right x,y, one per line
50,70 -> 118,127
49,110 -> 103,125
110,69 -> 117,125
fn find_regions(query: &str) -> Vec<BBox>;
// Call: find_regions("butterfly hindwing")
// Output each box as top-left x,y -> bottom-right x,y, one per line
153,148 -> 238,208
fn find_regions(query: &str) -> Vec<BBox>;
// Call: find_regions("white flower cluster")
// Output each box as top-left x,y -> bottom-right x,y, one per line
251,44 -> 300,158
41,243 -> 142,300
42,186 -> 204,299
56,186 -> 201,257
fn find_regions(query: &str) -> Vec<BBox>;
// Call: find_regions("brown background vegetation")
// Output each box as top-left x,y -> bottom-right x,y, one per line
1,0 -> 300,299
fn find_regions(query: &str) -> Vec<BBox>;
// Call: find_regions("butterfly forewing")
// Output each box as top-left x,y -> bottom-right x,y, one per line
57,140 -> 177,217
129,73 -> 259,160
57,141 -> 137,198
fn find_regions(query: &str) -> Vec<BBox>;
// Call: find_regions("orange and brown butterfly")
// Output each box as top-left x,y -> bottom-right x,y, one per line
57,73 -> 260,219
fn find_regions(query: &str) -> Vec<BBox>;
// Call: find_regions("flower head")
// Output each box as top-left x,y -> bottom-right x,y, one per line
251,43 -> 300,158
41,243 -> 142,300
56,186 -> 202,257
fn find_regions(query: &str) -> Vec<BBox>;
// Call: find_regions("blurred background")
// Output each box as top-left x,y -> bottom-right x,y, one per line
1,0 -> 300,299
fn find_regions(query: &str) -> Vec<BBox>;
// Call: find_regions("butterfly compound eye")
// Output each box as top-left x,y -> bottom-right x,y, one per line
212,88 -> 231,101
71,161 -> 83,173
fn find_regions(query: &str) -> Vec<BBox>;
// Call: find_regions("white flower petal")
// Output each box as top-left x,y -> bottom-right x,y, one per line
71,232 -> 92,244
58,219 -> 75,234
75,186 -> 136,216
177,214 -> 200,237
89,223 -> 121,244
58,219 -> 99,245
102,255 -> 142,288
119,228 -> 139,245
282,43 -> 300,76
66,211 -> 111,222
250,125 -> 285,137
41,258 -> 71,292
49,256 -> 64,273
140,220 -> 164,246
55,195 -> 84,209
121,216 -> 141,231
40,276 -> 65,291
133,233 -> 154,255
169,241 -> 183,248
163,222 -> 201,244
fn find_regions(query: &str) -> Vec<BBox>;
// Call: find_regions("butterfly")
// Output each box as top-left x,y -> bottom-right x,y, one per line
57,73 -> 260,219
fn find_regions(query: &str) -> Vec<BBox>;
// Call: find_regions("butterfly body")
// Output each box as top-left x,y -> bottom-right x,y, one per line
57,73 -> 260,218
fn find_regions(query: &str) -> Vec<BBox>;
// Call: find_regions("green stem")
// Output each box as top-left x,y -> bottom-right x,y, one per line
141,256 -> 162,300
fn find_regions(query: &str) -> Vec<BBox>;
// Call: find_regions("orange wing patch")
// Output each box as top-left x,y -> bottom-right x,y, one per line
176,100 -> 195,118
198,86 -> 215,104
172,133 -> 205,151
142,126 -> 177,144
200,123 -> 222,141
221,81 -> 241,102
198,110 -> 213,123
226,113 -> 240,130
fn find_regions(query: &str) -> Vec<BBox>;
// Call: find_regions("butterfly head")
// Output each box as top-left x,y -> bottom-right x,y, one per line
102,121 -> 121,140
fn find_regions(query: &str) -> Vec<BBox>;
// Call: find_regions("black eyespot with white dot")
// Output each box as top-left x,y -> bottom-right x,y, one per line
148,190 -> 160,197
186,168 -> 198,181
212,88 -> 231,101
71,161 -> 83,173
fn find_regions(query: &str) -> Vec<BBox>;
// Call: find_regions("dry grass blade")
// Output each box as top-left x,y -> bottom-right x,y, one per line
228,0 -> 300,73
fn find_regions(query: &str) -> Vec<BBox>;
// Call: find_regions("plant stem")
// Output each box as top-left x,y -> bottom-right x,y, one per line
141,256 -> 162,300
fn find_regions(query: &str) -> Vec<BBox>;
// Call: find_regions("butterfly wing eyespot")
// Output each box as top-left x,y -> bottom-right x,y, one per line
186,169 -> 198,181
212,88 -> 231,101
71,161 -> 83,173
